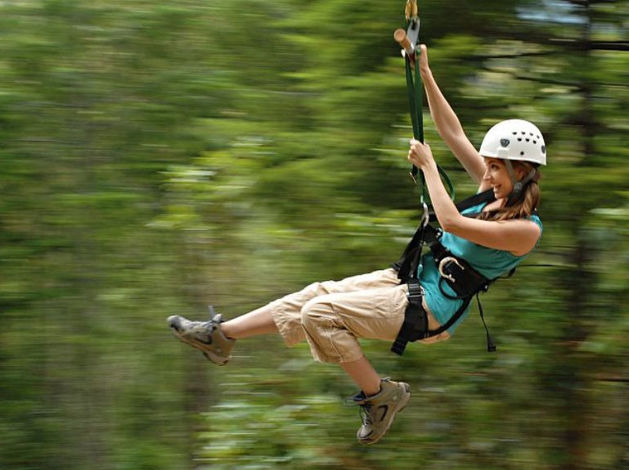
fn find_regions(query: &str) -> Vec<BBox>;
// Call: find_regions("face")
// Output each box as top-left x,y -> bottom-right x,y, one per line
482,157 -> 514,199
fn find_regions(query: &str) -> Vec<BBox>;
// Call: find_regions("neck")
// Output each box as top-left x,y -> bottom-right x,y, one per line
484,197 -> 507,212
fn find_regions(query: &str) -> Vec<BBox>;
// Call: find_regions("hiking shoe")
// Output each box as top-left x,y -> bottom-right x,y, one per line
353,378 -> 410,444
167,306 -> 235,365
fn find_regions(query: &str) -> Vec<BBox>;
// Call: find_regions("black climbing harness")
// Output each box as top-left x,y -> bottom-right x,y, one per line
391,189 -> 503,356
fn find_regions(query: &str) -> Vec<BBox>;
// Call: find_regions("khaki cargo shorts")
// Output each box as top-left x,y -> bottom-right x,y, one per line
260,268 -> 448,363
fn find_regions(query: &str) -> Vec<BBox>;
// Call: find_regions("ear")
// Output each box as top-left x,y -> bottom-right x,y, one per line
513,163 -> 527,180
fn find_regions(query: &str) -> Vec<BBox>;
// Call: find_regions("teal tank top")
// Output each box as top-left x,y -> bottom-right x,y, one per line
419,203 -> 542,334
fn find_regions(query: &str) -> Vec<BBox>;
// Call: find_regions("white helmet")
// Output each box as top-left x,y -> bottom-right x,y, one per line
479,119 -> 547,166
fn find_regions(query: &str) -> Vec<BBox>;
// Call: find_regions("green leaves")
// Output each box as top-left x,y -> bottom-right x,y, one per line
1,0 -> 628,469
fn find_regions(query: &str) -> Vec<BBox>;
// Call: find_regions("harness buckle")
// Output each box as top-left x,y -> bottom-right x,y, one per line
438,256 -> 464,283
406,281 -> 424,302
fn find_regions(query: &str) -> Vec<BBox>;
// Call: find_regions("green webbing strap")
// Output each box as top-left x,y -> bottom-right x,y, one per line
404,48 -> 428,205
401,6 -> 455,206
405,51 -> 424,144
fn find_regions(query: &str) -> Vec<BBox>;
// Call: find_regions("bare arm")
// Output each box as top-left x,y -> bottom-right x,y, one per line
408,140 -> 540,256
419,45 -> 486,184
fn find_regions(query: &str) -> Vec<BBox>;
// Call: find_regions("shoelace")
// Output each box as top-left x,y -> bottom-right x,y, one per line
188,319 -> 218,343
359,404 -> 374,425
190,305 -> 222,340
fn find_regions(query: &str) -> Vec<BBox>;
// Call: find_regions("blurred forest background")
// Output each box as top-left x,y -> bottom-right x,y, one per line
1,0 -> 628,469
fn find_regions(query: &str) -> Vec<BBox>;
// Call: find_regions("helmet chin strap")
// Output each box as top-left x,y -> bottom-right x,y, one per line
504,160 -> 536,207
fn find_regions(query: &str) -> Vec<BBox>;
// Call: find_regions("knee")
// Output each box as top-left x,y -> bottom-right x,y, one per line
300,298 -> 359,364
300,298 -> 333,332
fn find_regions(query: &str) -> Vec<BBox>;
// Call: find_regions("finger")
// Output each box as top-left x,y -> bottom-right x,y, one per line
419,45 -> 429,68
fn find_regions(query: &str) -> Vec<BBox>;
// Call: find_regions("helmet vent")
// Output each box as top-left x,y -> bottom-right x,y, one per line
541,145 -> 546,154
500,138 -> 510,147
520,151 -> 525,156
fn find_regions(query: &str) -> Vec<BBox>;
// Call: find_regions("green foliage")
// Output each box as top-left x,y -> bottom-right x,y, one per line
1,0 -> 628,469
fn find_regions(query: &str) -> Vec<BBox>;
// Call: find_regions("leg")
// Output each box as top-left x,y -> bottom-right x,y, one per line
340,355 -> 381,396
167,305 -> 278,365
166,281 -> 323,362
299,282 -> 411,444
221,306 -> 278,339
167,268 -> 401,363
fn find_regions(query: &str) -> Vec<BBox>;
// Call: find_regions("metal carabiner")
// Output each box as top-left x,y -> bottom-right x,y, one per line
420,201 -> 430,228
438,256 -> 464,283
409,167 -> 418,184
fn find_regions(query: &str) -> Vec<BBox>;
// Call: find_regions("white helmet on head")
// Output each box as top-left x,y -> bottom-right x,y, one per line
479,119 -> 547,166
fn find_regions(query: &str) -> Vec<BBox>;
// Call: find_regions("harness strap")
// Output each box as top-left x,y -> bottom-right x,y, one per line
418,292 -> 495,352
391,280 -> 428,356
392,291 -> 485,356
476,293 -> 496,352
391,280 -> 474,356
428,189 -> 495,223
393,223 -> 440,281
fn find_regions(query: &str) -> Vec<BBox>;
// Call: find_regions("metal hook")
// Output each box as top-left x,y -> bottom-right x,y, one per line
420,201 -> 430,228
438,256 -> 464,283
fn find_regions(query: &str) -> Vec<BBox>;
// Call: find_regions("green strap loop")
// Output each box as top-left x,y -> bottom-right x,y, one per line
402,24 -> 455,206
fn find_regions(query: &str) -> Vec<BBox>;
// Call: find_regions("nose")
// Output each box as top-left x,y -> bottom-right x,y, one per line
482,166 -> 491,181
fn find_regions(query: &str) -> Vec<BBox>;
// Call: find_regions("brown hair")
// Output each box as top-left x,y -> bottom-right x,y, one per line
477,160 -> 541,221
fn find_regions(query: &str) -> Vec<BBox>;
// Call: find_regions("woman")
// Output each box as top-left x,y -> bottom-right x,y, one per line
167,45 -> 545,445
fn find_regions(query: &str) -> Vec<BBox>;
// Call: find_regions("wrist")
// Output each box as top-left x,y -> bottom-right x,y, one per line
420,66 -> 432,81
419,158 -> 438,173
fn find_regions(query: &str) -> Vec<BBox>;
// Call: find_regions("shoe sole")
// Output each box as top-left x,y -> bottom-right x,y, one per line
167,316 -> 230,366
358,382 -> 411,445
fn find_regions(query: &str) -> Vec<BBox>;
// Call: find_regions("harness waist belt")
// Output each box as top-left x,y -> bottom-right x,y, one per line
430,242 -> 490,299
